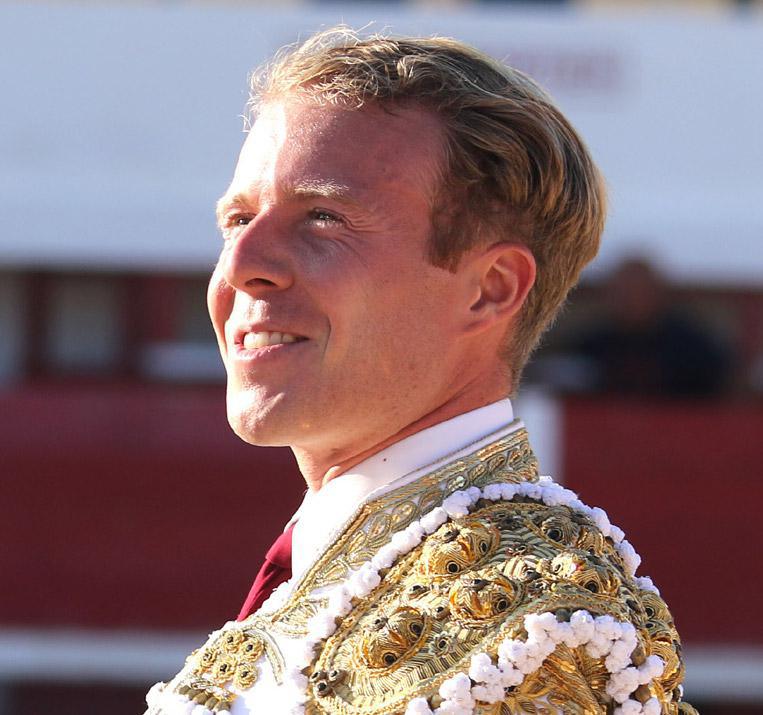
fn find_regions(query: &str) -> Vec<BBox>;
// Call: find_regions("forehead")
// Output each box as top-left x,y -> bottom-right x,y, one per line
230,97 -> 445,204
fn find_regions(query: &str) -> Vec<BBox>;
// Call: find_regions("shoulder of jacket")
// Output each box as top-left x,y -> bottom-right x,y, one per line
305,485 -> 693,714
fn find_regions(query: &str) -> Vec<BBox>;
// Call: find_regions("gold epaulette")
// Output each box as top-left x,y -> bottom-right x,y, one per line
306,497 -> 692,714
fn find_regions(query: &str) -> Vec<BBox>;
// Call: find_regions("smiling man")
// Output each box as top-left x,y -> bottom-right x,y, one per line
145,29 -> 694,715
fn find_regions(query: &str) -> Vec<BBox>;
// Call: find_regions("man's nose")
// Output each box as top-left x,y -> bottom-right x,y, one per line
220,211 -> 294,294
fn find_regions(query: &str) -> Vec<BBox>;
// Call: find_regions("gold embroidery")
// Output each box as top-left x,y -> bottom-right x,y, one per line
417,518 -> 501,580
263,427 -> 538,636
530,507 -> 606,556
477,643 -> 608,714
171,623 -> 285,710
537,552 -> 621,598
307,501 -> 635,713
306,497 -> 691,714
166,428 -> 693,714
355,606 -> 428,670
639,590 -> 686,698
175,678 -> 236,713
448,568 -> 522,624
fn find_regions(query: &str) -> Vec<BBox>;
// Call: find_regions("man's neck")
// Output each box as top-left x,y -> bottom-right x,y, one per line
292,386 -> 510,492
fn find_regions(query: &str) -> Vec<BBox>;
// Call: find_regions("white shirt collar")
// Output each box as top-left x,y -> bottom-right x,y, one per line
290,399 -> 521,579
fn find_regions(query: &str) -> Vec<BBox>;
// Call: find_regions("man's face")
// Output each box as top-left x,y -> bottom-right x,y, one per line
209,98 -> 470,457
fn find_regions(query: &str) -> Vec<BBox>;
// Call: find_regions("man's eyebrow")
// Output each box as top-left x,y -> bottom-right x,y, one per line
289,180 -> 354,202
215,192 -> 244,229
215,180 -> 359,228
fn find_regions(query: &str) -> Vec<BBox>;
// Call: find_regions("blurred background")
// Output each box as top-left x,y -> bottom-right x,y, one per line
1,0 -> 762,713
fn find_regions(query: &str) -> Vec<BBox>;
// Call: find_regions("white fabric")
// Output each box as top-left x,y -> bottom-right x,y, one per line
290,399 -> 519,580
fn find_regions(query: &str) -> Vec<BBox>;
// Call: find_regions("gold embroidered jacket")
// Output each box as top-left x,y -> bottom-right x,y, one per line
145,429 -> 695,715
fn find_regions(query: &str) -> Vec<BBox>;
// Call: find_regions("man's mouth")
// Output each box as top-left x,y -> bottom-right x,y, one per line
241,331 -> 306,350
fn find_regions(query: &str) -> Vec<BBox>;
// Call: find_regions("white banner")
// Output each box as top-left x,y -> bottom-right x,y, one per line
1,4 -> 761,284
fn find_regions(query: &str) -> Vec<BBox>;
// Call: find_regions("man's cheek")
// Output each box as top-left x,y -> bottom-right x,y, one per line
207,267 -> 235,354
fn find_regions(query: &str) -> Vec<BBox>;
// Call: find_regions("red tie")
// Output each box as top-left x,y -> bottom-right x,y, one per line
237,523 -> 295,621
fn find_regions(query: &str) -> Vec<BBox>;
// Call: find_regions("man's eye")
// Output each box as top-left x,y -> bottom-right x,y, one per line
220,214 -> 253,240
309,209 -> 342,225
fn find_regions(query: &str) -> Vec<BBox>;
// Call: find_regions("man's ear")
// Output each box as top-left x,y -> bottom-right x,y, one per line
463,242 -> 536,333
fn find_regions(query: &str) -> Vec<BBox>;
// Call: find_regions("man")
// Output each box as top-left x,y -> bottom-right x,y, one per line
146,29 -> 694,714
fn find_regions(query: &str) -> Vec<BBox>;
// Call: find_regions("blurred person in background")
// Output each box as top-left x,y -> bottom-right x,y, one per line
571,258 -> 730,397
144,29 -> 695,714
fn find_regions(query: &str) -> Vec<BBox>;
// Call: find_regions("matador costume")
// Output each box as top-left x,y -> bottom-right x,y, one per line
145,400 -> 695,714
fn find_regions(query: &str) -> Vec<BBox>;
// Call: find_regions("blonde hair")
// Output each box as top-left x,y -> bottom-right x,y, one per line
250,28 -> 606,388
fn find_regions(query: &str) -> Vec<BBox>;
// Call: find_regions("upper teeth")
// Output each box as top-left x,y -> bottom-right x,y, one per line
243,331 -> 299,349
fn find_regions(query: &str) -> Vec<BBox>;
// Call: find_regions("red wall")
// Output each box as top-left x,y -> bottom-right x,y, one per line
1,384 -> 304,629
563,397 -> 763,644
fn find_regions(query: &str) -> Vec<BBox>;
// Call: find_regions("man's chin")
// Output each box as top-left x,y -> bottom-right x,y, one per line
225,389 -> 294,447
226,411 -> 291,447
